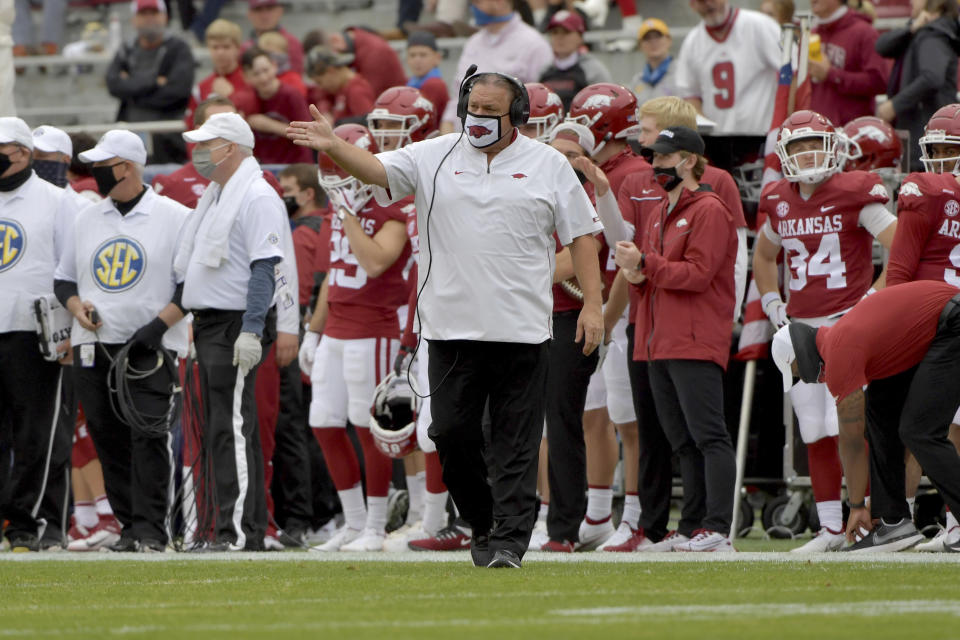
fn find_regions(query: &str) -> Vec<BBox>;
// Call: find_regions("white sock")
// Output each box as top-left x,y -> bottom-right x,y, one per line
947,507 -> 959,531
621,493 -> 641,529
906,496 -> 915,517
422,491 -> 448,536
816,500 -> 842,533
586,486 -> 613,522
75,501 -> 97,528
537,500 -> 549,523
407,472 -> 426,524
366,496 -> 388,533
94,495 -> 113,516
339,485 -> 367,531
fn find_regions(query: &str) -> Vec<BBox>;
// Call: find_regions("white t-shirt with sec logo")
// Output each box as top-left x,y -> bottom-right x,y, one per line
56,186 -> 190,352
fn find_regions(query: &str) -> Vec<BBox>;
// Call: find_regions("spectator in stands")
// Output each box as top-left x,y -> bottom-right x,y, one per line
759,0 -> 794,24
12,0 -> 65,56
188,0 -> 231,42
675,0 -> 780,134
876,0 -> 960,170
630,18 -> 680,106
439,0 -> 554,132
538,10 -> 612,110
848,0 -> 877,22
105,0 -> 195,164
185,19 -> 248,130
244,0 -> 304,75
306,46 -> 376,126
302,26 -> 406,97
808,0 -> 887,128
258,31 -> 307,99
405,31 -> 449,127
67,132 -> 98,197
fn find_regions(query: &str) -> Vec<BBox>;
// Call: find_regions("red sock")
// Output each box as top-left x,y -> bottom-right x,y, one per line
313,427 -> 361,492
356,427 -> 393,498
807,436 -> 842,503
425,451 -> 447,493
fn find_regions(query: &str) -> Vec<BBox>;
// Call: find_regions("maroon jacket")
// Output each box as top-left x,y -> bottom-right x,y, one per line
811,10 -> 888,126
632,186 -> 737,369
347,28 -> 407,97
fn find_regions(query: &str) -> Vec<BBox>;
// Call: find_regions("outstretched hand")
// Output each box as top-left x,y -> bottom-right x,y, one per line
571,156 -> 610,197
287,104 -> 337,152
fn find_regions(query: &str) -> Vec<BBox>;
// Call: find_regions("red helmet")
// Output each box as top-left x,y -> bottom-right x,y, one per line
775,110 -> 842,184
920,103 -> 960,174
319,124 -> 378,213
368,86 -> 435,150
565,83 -> 639,156
369,372 -> 420,459
524,82 -> 564,142
842,117 -> 901,171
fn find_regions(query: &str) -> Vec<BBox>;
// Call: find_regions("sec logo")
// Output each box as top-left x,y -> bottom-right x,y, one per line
776,201 -> 790,218
945,200 -> 959,218
92,237 -> 146,292
0,219 -> 25,273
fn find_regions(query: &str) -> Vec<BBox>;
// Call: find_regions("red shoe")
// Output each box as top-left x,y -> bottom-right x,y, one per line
598,523 -> 654,552
540,539 -> 574,553
67,514 -> 121,551
408,524 -> 471,551
67,515 -> 90,543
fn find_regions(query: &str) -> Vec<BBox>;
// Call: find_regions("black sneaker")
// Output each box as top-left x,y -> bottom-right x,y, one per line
108,537 -> 138,553
471,532 -> 491,567
8,534 -> 39,553
277,527 -> 306,548
842,518 -> 923,553
487,549 -> 521,568
138,539 -> 167,553
195,539 -> 240,553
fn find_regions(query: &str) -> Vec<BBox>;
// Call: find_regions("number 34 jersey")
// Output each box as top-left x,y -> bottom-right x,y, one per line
324,198 -> 412,341
759,170 -> 894,319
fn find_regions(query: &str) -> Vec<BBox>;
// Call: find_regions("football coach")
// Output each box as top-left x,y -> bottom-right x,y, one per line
288,69 -> 604,569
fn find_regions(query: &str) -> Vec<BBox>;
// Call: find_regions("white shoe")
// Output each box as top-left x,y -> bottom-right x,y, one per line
304,520 -> 338,546
576,516 -> 615,551
646,530 -> 689,552
598,522 -> 652,552
528,522 -> 549,551
310,526 -> 362,552
915,526 -> 960,552
382,522 -> 427,553
672,530 -> 736,552
341,528 -> 386,552
790,528 -> 845,553
263,535 -> 285,551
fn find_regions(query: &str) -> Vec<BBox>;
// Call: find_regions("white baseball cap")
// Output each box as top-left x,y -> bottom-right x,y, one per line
549,122 -> 595,156
183,112 -> 255,149
771,325 -> 796,392
32,126 -> 73,157
0,117 -> 35,150
79,130 -> 147,164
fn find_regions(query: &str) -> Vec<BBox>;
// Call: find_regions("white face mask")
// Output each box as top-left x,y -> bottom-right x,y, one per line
463,112 -> 506,148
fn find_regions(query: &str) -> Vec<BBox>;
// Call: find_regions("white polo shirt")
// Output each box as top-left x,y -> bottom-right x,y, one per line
375,131 -> 601,344
0,172 -> 70,332
55,186 -> 190,353
180,177 -> 287,312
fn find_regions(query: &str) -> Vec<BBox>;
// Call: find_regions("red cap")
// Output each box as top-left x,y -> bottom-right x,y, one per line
133,0 -> 167,13
547,10 -> 585,34
249,0 -> 281,7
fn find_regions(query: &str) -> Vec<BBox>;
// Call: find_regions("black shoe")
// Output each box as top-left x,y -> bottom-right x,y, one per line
471,532 -> 491,567
8,534 -> 39,552
243,538 -> 265,552
277,526 -> 306,548
39,536 -> 64,552
193,539 -> 240,553
487,549 -> 521,568
138,539 -> 167,553
841,518 -> 923,553
109,537 -> 138,553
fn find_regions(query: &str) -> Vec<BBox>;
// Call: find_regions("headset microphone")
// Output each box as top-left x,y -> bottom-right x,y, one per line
463,64 -> 478,80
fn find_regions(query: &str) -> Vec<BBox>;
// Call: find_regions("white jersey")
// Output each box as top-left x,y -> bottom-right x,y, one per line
675,8 -> 781,134
55,186 -> 190,353
0,172 -> 71,332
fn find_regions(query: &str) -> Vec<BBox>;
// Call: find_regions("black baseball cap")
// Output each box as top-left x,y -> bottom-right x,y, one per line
789,323 -> 823,385
407,31 -> 438,51
645,126 -> 705,156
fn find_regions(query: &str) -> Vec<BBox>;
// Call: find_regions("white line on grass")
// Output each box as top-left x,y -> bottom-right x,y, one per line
554,599 -> 960,619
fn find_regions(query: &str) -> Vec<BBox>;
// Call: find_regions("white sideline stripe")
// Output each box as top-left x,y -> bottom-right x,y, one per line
230,368 -> 248,550
555,600 -> 960,619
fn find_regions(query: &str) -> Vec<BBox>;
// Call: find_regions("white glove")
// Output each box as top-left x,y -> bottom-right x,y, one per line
761,292 -> 789,329
233,332 -> 262,377
594,339 -> 609,374
299,330 -> 320,377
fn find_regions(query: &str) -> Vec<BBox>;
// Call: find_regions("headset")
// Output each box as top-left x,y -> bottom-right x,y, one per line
456,68 -> 531,127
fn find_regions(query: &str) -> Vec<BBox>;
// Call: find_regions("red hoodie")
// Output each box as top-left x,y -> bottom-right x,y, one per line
811,9 -> 889,126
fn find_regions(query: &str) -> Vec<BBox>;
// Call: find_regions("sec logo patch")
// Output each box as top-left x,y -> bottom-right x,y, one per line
91,237 -> 146,292
776,201 -> 790,218
0,219 -> 25,273
945,200 -> 959,218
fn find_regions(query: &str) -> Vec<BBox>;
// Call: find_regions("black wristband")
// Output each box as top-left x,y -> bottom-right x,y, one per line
847,499 -> 866,509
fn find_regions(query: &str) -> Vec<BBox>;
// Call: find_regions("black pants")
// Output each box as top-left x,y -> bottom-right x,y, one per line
0,332 -> 62,541
36,369 -> 76,545
271,359 -> 313,530
427,339 -> 549,558
193,309 -> 272,549
545,311 -> 598,543
865,296 -> 960,522
625,324 -> 672,541
73,343 -> 174,543
648,359 -> 735,536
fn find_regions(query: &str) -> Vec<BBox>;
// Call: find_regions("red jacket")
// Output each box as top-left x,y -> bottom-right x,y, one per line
348,28 -> 407,97
184,67 -> 249,129
632,186 -> 737,368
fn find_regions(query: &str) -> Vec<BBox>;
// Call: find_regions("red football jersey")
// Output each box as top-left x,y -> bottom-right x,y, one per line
232,84 -> 313,164
887,172 -> 960,287
152,162 -> 285,209
759,171 -> 888,318
324,199 -> 411,340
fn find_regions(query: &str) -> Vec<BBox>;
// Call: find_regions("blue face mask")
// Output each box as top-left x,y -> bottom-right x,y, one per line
471,5 -> 513,26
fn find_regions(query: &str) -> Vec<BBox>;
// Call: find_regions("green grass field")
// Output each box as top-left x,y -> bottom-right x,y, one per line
3,547 -> 960,639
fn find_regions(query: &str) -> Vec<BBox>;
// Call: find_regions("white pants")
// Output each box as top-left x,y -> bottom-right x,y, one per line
583,314 -> 636,425
309,335 -> 398,428
790,315 -> 840,443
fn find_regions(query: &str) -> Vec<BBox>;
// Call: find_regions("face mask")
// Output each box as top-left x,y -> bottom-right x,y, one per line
464,112 -> 506,149
33,159 -> 68,188
283,195 -> 299,216
0,152 -> 12,177
192,143 -> 230,179
137,25 -> 165,43
573,169 -> 587,185
92,163 -> 125,196
653,160 -> 687,192
470,5 -> 514,26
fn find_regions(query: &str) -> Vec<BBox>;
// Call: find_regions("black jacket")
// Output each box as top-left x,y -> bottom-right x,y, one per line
106,34 -> 195,122
876,15 -> 960,168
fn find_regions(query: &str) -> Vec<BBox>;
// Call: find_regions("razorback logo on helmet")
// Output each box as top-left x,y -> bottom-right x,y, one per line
354,133 -> 372,150
900,181 -> 923,198
858,125 -> 890,144
92,236 -> 146,292
582,94 -> 614,109
467,124 -> 492,138
0,219 -> 25,273
413,96 -> 434,113
546,92 -> 562,108
776,201 -> 790,218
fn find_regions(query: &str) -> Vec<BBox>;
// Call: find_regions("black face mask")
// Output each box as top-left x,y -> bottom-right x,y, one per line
0,152 -> 12,177
573,169 -> 587,185
283,195 -> 299,217
653,165 -> 683,192
92,163 -> 124,196
33,159 -> 68,188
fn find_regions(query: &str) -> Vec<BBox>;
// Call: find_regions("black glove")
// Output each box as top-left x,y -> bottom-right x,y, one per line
130,317 -> 168,351
394,343 -> 415,377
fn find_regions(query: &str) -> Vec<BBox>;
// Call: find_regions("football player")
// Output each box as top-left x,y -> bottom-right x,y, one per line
519,83 -> 564,142
299,124 -> 412,552
753,110 -> 897,552
886,104 -> 960,552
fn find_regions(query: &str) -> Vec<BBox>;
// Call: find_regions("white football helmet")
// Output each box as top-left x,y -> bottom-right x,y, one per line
369,371 -> 420,459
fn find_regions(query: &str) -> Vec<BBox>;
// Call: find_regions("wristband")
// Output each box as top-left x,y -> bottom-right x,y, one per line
847,499 -> 866,509
760,292 -> 782,309
635,253 -> 645,271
